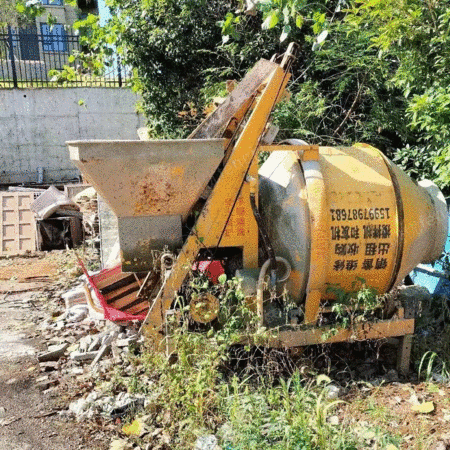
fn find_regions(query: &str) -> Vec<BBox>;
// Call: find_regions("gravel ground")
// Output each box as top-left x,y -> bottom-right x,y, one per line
0,266 -> 108,450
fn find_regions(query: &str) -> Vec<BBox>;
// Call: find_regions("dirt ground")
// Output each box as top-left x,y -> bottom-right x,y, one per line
0,256 -> 108,450
337,379 -> 450,449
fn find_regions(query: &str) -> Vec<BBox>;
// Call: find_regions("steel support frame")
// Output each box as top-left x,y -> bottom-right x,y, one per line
140,63 -> 292,346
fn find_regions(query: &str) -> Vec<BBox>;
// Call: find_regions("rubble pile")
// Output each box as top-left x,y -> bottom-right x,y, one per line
35,300 -> 143,391
13,252 -> 186,450
29,280 -> 155,447
3,247 -> 447,450
73,187 -> 99,241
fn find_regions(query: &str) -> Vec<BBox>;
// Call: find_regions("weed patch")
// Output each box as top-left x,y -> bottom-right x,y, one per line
101,276 -> 401,449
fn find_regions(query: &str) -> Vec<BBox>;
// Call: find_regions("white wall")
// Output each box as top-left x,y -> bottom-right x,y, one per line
0,88 -> 143,184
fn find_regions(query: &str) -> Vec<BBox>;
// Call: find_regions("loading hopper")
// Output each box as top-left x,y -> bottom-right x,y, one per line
68,139 -> 225,271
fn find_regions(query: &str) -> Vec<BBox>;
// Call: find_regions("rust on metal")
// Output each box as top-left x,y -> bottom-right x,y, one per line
132,170 -> 178,216
247,317 -> 415,348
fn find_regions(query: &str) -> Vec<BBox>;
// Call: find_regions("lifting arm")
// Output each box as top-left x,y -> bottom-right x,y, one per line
140,48 -> 297,346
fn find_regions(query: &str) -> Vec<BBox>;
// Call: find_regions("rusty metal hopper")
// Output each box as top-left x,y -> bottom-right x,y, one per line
68,139 -> 225,271
68,139 -> 225,219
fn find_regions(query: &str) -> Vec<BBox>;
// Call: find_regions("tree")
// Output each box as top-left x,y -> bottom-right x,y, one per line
342,0 -> 450,189
0,0 -> 18,26
225,0 -> 450,191
0,1 -> 62,27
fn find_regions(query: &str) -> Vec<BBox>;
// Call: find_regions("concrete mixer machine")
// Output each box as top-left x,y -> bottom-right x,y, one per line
68,44 -> 448,373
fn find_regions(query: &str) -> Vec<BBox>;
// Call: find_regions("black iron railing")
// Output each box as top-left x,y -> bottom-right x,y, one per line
0,25 -> 130,88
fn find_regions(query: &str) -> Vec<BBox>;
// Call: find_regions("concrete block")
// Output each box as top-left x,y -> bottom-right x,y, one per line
70,351 -> 98,361
38,343 -> 69,362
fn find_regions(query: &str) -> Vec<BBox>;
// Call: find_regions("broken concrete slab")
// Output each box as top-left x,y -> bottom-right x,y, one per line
37,343 -> 69,362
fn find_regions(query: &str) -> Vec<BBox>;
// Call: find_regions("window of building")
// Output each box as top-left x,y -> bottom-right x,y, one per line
19,26 -> 40,61
41,0 -> 64,5
40,23 -> 67,52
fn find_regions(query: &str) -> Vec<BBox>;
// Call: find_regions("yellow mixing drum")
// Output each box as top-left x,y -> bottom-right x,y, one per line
259,143 -> 448,323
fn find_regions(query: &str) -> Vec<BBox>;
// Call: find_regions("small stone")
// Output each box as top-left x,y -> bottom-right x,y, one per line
65,305 -> 89,323
194,435 -> 219,450
328,415 -> 340,426
116,339 -> 132,348
325,385 -> 341,400
70,351 -> 98,361
88,335 -> 103,352
78,335 -> 94,353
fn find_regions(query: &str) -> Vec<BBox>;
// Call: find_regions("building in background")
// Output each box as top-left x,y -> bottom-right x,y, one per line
1,0 -> 99,81
38,0 -> 99,28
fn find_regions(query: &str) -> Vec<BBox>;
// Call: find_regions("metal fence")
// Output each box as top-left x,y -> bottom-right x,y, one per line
0,25 -> 130,88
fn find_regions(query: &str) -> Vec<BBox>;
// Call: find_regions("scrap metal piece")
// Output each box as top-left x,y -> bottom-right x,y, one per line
189,59 -> 278,139
31,186 -> 79,220
190,293 -> 220,324
119,215 -> 182,273
246,317 -> 415,348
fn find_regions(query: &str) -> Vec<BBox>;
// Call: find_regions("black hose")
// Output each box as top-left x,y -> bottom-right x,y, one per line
250,192 -> 277,279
